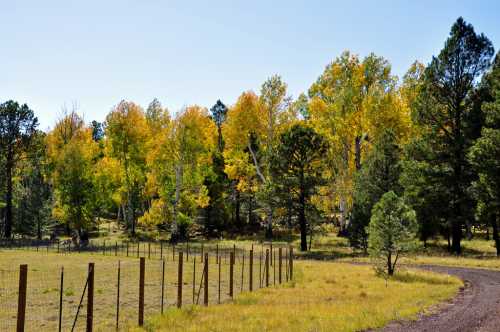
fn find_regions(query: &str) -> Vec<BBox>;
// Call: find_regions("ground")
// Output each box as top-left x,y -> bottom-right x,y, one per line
131,261 -> 460,332
3,225 -> 500,331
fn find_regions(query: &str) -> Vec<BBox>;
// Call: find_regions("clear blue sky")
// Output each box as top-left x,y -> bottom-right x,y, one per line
1,0 -> 499,130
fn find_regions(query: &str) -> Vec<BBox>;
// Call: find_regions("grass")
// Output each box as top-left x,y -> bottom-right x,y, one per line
131,260 -> 461,332
0,248 -> 258,331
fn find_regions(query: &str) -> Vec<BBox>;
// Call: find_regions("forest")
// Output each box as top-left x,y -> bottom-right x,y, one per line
1,17 -> 499,257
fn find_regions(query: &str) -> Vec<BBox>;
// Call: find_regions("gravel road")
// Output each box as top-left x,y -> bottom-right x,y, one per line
379,265 -> 500,332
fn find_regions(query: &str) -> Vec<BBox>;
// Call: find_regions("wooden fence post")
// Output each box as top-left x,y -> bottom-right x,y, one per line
249,249 -> 253,291
160,241 -> 163,259
285,248 -> 289,282
270,242 -> 273,266
203,253 -> 208,306
137,242 -> 140,258
265,249 -> 269,287
126,242 -> 129,257
229,252 -> 234,298
58,267 -> 64,332
177,252 -> 183,308
16,264 -> 28,332
148,243 -> 151,259
289,247 -> 294,280
161,259 -> 166,314
87,263 -> 94,332
279,248 -> 282,284
216,244 -> 219,264
201,243 -> 204,263
116,261 -> 121,330
103,241 -> 106,255
192,259 -> 196,304
139,257 -> 145,326
218,256 -> 221,304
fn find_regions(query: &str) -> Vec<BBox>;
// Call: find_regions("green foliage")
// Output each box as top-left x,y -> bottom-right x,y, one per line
271,123 -> 328,251
468,53 -> 500,255
368,191 -> 418,276
349,129 -> 402,251
407,17 -> 494,254
0,100 -> 39,238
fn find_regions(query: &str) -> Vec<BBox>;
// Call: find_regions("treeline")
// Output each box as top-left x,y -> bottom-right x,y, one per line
1,18 -> 499,253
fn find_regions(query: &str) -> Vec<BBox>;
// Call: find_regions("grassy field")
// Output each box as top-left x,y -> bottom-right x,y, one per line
131,260 -> 461,332
0,248 -> 266,331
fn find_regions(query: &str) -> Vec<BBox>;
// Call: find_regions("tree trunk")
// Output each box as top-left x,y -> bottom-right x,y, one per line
491,214 -> 500,257
387,251 -> 394,276
171,164 -> 182,242
4,155 -> 13,238
235,188 -> 241,227
299,186 -> 307,251
265,208 -> 273,239
355,135 -> 362,171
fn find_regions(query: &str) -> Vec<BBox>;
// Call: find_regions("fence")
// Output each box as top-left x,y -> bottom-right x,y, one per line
0,241 -> 294,332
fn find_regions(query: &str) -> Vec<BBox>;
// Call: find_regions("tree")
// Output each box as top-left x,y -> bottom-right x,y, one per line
47,112 -> 98,241
210,100 -> 228,153
348,129 -> 402,252
106,101 -> 149,235
13,131 -> 52,239
145,105 -> 216,240
271,124 -> 328,251
308,52 -> 403,234
367,191 -> 417,276
411,17 -> 494,254
469,53 -> 500,255
0,100 -> 38,238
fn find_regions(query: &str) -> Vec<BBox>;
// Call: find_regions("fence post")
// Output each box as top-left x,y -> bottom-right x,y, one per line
57,240 -> 60,253
126,242 -> 129,257
218,256 -> 221,304
103,241 -> 106,255
216,244 -> 219,264
161,259 -> 166,314
229,252 -> 234,298
139,257 -> 145,326
17,264 -> 28,332
285,248 -> 289,282
241,253 -> 245,292
249,249 -> 253,291
115,242 -> 118,256
148,243 -> 151,259
279,248 -> 282,284
289,247 -> 293,280
87,263 -> 94,332
137,242 -> 140,258
160,241 -> 163,259
177,252 -> 183,308
192,259 -> 196,304
203,253 -> 208,306
270,242 -> 273,266
265,249 -> 269,287
116,261 -> 121,330
58,267 -> 64,332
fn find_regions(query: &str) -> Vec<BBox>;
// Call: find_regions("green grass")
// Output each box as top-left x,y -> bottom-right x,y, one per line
131,260 -> 461,332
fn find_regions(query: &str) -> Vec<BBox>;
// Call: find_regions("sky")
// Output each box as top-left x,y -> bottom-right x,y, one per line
1,0 -> 499,130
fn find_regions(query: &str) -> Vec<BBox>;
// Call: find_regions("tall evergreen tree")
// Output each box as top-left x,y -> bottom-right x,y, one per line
0,100 -> 38,238
271,124 -> 327,251
469,53 -> 500,255
409,17 -> 494,254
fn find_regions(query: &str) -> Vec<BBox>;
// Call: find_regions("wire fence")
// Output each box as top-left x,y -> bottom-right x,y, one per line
0,240 -> 294,332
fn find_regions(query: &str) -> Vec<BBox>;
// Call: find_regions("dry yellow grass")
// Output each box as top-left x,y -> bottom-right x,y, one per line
132,260 -> 461,332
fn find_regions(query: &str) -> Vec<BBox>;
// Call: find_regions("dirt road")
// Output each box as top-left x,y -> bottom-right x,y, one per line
379,265 -> 500,332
